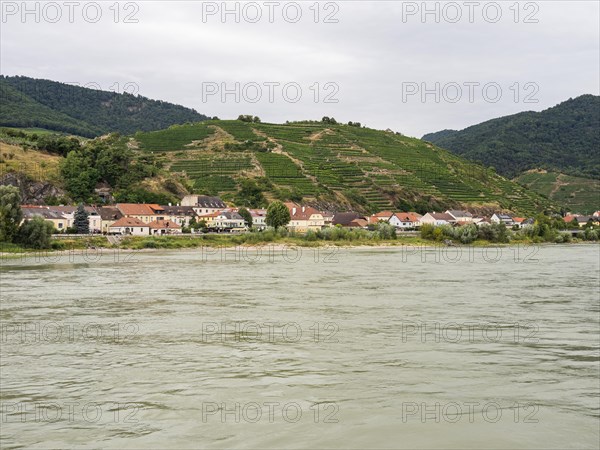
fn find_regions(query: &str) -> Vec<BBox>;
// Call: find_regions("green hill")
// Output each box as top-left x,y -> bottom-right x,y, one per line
422,95 -> 600,179
129,119 -> 556,215
515,171 -> 599,214
0,75 -> 209,137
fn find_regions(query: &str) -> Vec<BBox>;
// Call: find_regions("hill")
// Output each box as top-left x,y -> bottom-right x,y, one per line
515,170 -> 599,214
126,119 -> 556,215
0,75 -> 209,137
422,95 -> 600,179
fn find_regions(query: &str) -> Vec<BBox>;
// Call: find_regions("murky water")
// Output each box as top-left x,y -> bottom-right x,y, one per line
1,244 -> 599,449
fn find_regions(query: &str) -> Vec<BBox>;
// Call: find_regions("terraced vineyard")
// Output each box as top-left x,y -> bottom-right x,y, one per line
515,171 -> 600,214
135,122 -> 215,152
131,120 -> 557,214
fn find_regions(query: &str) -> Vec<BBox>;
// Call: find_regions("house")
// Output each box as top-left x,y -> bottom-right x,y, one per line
108,217 -> 150,236
593,211 -> 600,218
249,209 -> 268,230
332,212 -> 364,227
473,217 -> 492,226
321,211 -> 335,227
511,217 -> 526,228
197,211 -> 221,229
348,218 -> 369,228
419,212 -> 455,226
181,195 -> 227,215
368,211 -> 394,225
286,203 -> 325,232
98,206 -> 124,233
491,213 -> 514,226
446,210 -> 473,223
160,205 -> 196,227
214,211 -> 246,231
149,220 -> 182,235
49,206 -> 102,232
116,204 -> 166,224
21,206 -> 68,232
392,212 -> 423,229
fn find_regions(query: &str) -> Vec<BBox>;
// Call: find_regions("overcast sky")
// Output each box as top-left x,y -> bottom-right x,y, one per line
1,1 -> 599,137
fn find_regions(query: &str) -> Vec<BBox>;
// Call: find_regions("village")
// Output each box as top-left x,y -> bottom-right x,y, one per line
19,194 -> 600,236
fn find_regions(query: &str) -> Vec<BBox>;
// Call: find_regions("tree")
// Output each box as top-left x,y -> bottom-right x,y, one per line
266,201 -> 291,229
17,217 -> 54,249
0,185 -> 22,243
74,204 -> 90,234
238,207 -> 253,229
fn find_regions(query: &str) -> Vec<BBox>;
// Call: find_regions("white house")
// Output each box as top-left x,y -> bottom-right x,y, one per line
214,211 -> 246,231
392,212 -> 423,229
491,213 -> 514,226
249,209 -> 268,230
446,210 -> 473,223
420,212 -> 455,226
108,217 -> 150,236
181,195 -> 227,215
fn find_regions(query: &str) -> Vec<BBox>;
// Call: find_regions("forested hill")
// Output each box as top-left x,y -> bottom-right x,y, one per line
0,75 -> 209,137
422,95 -> 600,179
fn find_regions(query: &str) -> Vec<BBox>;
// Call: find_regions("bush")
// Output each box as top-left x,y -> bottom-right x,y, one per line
17,217 -> 54,249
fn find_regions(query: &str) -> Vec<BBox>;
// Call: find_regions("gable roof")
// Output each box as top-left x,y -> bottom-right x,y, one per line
117,203 -> 164,216
48,206 -> 99,215
148,220 -> 181,229
393,212 -> 422,222
160,205 -> 196,215
193,196 -> 226,208
109,217 -> 148,228
446,210 -> 473,219
333,212 -> 362,226
21,206 -> 65,220
289,205 -> 322,220
427,212 -> 455,221
98,206 -> 123,221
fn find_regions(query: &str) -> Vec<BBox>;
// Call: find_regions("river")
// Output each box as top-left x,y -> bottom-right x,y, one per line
1,244 -> 599,449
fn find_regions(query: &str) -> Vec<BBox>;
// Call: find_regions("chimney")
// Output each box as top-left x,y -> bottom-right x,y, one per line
168,202 -> 172,206
292,207 -> 297,215
302,206 -> 305,213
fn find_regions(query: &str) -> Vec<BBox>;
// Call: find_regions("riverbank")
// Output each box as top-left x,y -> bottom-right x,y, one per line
1,233 -> 597,259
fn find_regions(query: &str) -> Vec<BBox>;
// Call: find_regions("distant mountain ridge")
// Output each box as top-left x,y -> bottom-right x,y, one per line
422,95 -> 600,179
0,75 -> 209,137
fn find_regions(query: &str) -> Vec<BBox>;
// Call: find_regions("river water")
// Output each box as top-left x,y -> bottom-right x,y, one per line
1,244 -> 599,449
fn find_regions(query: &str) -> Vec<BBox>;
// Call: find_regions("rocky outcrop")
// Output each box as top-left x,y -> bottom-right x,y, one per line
0,172 -> 66,204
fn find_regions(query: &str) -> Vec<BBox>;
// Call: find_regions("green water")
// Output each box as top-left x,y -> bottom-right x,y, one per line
1,244 -> 598,449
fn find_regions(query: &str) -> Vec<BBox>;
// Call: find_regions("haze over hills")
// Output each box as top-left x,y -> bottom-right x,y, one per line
422,95 -> 600,213
0,75 -> 209,137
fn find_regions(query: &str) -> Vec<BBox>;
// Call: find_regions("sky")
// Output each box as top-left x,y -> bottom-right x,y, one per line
1,0 -> 599,137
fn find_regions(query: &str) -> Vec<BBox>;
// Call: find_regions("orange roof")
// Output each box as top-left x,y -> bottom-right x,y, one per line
148,220 -> 181,229
394,212 -> 422,222
198,211 -> 222,219
109,217 -> 148,228
116,203 -> 164,216
512,217 -> 525,223
288,205 -> 322,220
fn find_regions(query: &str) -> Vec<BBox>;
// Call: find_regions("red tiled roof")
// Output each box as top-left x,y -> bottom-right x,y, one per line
109,217 -> 148,228
116,204 -> 164,216
148,220 -> 181,229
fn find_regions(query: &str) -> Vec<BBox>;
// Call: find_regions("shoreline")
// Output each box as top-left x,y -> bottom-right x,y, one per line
1,239 -> 597,259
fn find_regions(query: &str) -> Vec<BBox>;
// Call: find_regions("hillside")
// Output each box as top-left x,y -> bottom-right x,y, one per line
422,95 -> 600,179
515,170 -> 600,214
127,120 -> 556,215
0,75 -> 209,137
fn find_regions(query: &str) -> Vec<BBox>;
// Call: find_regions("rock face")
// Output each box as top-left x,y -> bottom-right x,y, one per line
0,172 -> 66,204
